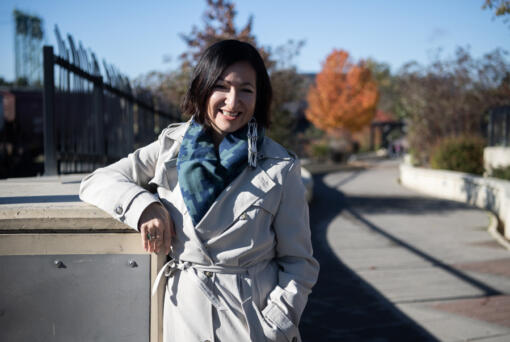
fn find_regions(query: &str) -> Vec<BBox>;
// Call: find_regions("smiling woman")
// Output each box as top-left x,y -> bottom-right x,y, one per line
79,39 -> 319,342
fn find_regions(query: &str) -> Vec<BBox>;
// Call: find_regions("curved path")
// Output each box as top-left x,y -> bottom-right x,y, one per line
300,159 -> 510,342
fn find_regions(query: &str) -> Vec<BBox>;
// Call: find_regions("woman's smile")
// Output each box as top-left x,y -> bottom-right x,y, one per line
220,110 -> 241,119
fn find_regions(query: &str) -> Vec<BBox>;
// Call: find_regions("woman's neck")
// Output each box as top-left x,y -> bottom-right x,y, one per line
210,128 -> 224,148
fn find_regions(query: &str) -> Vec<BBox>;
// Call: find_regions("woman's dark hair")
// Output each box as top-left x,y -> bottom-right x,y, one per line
181,39 -> 272,128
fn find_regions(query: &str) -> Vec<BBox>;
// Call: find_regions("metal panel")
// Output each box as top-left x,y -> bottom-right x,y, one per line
0,254 -> 150,342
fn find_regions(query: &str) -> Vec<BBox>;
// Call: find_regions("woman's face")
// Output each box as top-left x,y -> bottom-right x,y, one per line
206,61 -> 257,139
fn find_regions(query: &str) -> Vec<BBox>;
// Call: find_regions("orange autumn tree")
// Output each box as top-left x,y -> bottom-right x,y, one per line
306,50 -> 379,134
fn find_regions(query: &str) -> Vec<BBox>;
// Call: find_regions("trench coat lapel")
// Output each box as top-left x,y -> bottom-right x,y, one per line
164,162 -> 275,263
194,165 -> 276,238
158,122 -> 277,260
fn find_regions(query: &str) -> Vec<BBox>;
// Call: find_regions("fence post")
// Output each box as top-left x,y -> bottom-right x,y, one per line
93,77 -> 105,160
127,100 -> 134,152
43,46 -> 58,175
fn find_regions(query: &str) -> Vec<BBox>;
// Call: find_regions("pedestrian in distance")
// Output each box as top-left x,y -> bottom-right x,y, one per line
80,39 -> 319,342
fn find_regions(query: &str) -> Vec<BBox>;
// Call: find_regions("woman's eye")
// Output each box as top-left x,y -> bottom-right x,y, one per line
214,84 -> 227,90
242,88 -> 254,93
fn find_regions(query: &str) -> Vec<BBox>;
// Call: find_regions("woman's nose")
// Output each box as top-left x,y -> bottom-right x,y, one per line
225,88 -> 239,109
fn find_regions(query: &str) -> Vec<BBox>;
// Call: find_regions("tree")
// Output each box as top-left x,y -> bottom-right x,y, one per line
138,0 -> 306,149
366,59 -> 406,119
395,47 -> 510,164
483,0 -> 510,27
305,50 -> 379,134
179,0 -> 273,70
483,0 -> 510,16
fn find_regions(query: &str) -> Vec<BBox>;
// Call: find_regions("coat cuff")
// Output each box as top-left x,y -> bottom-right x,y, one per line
113,189 -> 160,231
262,302 -> 298,342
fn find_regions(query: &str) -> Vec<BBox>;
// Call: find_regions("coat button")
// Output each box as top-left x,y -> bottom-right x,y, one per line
240,213 -> 248,220
114,206 -> 123,215
204,271 -> 213,278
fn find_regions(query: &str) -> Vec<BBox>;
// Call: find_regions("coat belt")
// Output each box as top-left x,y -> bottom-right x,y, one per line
152,259 -> 270,304
152,258 -> 271,340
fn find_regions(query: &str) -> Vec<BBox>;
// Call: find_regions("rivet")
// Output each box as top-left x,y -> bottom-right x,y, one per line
128,260 -> 138,268
54,260 -> 65,268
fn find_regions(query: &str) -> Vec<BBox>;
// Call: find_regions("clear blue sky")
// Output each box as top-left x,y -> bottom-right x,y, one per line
0,0 -> 508,81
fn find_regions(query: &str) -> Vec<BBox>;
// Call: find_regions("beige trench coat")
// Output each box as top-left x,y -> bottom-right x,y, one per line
79,122 -> 319,342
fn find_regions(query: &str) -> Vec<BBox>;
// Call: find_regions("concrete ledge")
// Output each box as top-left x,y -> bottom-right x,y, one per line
0,174 -> 131,231
484,146 -> 510,174
399,163 -> 510,240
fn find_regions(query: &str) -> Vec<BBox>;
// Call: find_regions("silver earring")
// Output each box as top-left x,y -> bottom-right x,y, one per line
247,117 -> 258,168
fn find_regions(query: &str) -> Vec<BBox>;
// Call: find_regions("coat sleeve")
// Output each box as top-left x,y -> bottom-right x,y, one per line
79,140 -> 162,230
262,158 -> 320,341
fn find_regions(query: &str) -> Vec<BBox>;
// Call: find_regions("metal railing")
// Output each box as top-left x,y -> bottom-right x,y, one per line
43,43 -> 178,175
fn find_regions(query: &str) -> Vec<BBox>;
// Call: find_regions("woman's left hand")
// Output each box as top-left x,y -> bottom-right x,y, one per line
138,202 -> 175,255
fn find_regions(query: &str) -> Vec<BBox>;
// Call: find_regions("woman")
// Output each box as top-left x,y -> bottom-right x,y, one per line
80,39 -> 319,342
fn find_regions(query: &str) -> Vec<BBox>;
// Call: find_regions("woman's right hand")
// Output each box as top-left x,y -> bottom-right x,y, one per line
138,202 -> 175,255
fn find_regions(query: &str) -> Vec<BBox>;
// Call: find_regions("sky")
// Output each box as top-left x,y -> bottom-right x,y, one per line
0,0 -> 509,82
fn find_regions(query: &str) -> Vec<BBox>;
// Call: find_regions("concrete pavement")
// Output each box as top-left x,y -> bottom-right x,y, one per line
300,159 -> 510,342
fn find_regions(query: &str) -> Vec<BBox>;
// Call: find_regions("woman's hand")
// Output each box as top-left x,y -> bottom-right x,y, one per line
138,203 -> 175,255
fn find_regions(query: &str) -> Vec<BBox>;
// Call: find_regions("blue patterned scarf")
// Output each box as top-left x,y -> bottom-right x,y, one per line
177,119 -> 264,226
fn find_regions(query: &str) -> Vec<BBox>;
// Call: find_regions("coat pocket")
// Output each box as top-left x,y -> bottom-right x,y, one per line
252,301 -> 288,342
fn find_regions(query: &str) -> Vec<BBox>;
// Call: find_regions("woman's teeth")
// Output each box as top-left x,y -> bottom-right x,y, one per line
222,111 -> 240,117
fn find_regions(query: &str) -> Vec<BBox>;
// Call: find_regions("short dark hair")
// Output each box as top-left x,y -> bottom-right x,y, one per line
181,39 -> 272,128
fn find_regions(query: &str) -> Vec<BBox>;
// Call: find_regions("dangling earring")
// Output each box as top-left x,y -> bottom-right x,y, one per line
247,117 -> 258,168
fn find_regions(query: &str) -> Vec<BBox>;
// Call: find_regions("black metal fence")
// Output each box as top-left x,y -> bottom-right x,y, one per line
488,106 -> 510,147
43,41 -> 178,175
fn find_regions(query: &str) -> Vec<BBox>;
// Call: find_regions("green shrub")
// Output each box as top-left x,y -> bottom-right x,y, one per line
491,166 -> 510,180
309,141 -> 330,161
430,135 -> 485,175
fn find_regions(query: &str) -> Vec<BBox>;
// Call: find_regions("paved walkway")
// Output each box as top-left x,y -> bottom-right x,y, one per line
300,159 -> 510,342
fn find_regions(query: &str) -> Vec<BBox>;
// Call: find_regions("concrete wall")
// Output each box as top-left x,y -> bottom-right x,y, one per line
484,147 -> 510,174
400,163 -> 510,239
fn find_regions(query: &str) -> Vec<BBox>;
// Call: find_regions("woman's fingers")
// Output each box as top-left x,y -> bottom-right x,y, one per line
140,222 -> 157,253
153,224 -> 166,254
149,221 -> 160,253
139,205 -> 173,254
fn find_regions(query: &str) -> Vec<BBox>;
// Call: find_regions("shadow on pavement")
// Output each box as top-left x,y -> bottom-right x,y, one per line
300,171 -> 440,342
345,207 -> 501,297
347,195 -> 479,215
